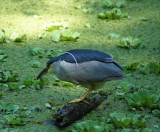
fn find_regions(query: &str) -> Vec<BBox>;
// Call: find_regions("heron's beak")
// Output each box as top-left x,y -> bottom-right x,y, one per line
37,66 -> 50,79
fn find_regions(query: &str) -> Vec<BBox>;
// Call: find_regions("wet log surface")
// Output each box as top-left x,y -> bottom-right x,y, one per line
54,94 -> 107,128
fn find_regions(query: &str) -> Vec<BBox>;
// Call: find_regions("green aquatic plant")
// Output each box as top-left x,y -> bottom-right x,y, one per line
0,54 -> 7,62
0,71 -> 19,83
103,0 -> 126,8
118,37 -> 141,48
98,8 -> 128,19
82,8 -> 94,14
0,30 -> 6,43
122,62 -> 140,73
42,23 -> 66,32
46,49 -> 64,59
28,47 -> 44,57
109,112 -> 146,128
152,109 -> 160,117
0,103 -> 31,127
9,33 -> 27,42
29,60 -> 41,68
51,29 -> 81,42
139,62 -> 160,75
23,74 -> 49,89
125,89 -> 160,109
70,120 -> 113,132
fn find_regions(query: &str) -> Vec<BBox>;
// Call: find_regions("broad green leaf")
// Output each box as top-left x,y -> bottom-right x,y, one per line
108,33 -> 120,38
33,15 -> 43,19
29,61 -> 41,68
46,49 -> 63,59
125,89 -> 160,109
51,30 -> 61,42
61,29 -> 72,37
152,109 -> 160,117
0,92 -> 3,98
5,114 -> 16,121
74,120 -> 101,131
133,118 -> 146,127
60,29 -> 80,41
103,0 -> 113,8
45,103 -> 52,109
0,54 -> 7,62
117,81 -> 135,92
118,37 -> 141,48
85,23 -> 91,28
71,32 -> 80,39
61,81 -> 74,87
8,82 -> 20,90
23,80 -> 32,86
10,33 -> 26,42
82,8 -> 94,14
0,30 -> 5,43
7,104 -> 19,112
105,11 -> 113,19
142,128 -> 152,132
42,23 -> 63,32
0,49 -> 5,55
116,1 -> 125,8
0,71 -> 19,83
98,12 -> 107,19
29,47 -> 43,57
110,112 -> 146,128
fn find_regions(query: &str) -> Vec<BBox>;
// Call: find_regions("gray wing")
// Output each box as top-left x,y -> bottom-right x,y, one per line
58,60 -> 123,83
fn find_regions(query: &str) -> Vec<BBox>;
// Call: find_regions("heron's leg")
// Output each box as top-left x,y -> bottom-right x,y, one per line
70,89 -> 92,104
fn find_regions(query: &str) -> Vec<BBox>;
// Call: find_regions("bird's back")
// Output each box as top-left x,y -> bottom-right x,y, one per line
47,49 -> 122,70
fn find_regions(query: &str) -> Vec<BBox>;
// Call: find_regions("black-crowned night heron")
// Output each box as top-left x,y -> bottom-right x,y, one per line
37,49 -> 124,103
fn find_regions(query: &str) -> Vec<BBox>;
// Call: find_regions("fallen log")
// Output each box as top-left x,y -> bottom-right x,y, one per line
54,94 -> 107,128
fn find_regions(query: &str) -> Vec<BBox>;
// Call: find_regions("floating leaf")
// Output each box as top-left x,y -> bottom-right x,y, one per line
0,71 -> 19,83
116,1 -> 126,8
51,30 -> 61,42
125,89 -> 160,109
33,15 -> 43,19
122,62 -> 140,72
139,62 -> 160,75
75,5 -> 82,9
103,0 -> 125,8
0,49 -> 5,55
8,82 -> 20,90
0,103 -> 19,114
29,61 -> 41,68
0,54 -> 7,62
108,33 -> 120,38
46,49 -> 63,59
72,120 -> 113,132
152,109 -> 160,117
29,47 -> 43,57
60,29 -> 80,41
82,8 -> 94,14
5,114 -> 17,122
110,112 -> 146,128
0,30 -> 6,43
117,82 -> 135,93
85,23 -> 91,28
10,33 -> 27,42
103,0 -> 113,8
42,23 -> 65,32
118,37 -> 141,48
98,8 -> 128,20
45,103 -> 52,109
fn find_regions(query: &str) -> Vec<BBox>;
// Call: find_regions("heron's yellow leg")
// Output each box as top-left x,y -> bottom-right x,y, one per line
70,89 -> 92,104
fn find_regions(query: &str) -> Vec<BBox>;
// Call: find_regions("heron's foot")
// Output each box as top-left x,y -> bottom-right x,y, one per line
69,98 -> 89,104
